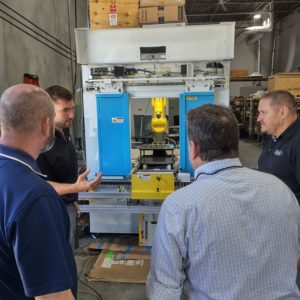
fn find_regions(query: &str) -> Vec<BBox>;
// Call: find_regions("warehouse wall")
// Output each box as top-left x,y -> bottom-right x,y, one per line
230,11 -> 300,97
230,32 -> 271,96
0,0 -> 88,140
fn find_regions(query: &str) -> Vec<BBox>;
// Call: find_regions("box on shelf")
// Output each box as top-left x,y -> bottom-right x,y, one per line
139,5 -> 184,24
89,0 -> 139,28
140,0 -> 185,6
268,72 -> 300,98
230,69 -> 249,78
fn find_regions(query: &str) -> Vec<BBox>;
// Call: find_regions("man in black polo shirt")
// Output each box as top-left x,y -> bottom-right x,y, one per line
37,85 -> 101,249
257,90 -> 300,204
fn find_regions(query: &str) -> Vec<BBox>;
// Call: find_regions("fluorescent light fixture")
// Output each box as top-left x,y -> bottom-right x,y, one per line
246,25 -> 267,31
246,12 -> 272,32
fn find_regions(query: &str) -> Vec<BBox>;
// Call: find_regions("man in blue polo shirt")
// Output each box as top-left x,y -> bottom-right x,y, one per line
0,84 -> 77,299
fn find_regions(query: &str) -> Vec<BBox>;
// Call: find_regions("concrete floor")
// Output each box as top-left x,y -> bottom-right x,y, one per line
75,139 -> 262,300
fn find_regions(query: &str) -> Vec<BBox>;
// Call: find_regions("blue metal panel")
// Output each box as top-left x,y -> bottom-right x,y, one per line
179,92 -> 214,175
96,94 -> 131,176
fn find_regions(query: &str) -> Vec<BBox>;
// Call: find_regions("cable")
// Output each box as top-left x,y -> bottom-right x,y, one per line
77,251 -> 103,300
0,8 -> 76,59
0,1 -> 76,55
166,137 -> 178,148
78,290 -> 100,299
0,15 -> 73,61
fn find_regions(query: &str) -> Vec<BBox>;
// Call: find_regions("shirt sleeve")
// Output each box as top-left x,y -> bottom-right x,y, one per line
37,153 -> 56,181
10,195 -> 76,297
146,199 -> 187,300
293,143 -> 300,185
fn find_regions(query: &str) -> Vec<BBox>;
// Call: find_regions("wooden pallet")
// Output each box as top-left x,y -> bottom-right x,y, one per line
89,0 -> 139,28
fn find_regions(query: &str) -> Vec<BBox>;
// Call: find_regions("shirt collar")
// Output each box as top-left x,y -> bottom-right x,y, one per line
0,144 -> 42,175
273,119 -> 299,141
194,157 -> 242,179
55,128 -> 70,142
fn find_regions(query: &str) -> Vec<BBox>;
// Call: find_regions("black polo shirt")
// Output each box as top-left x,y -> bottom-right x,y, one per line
258,120 -> 300,204
37,129 -> 78,204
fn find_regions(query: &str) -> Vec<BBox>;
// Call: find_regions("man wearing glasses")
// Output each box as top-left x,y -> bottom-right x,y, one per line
37,85 -> 101,249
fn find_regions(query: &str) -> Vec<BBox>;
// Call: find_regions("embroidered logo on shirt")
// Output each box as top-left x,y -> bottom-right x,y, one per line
274,149 -> 283,156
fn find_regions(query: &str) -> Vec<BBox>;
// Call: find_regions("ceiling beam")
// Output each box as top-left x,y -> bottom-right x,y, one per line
187,10 -> 298,17
188,1 -> 300,4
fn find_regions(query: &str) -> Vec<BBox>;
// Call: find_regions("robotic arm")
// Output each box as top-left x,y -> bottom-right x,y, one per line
151,97 -> 167,134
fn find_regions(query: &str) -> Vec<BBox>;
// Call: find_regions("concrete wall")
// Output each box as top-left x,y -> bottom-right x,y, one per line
0,0 -> 88,140
276,11 -> 300,73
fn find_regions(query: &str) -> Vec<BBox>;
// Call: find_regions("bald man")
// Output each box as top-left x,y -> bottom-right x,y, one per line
0,84 -> 77,299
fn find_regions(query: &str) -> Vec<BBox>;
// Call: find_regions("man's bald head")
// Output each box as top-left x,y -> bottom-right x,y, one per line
0,84 -> 55,134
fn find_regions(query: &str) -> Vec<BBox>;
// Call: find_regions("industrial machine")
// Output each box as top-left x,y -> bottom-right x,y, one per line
75,23 -> 235,245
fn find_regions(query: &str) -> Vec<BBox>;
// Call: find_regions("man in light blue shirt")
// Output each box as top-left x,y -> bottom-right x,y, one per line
147,104 -> 300,300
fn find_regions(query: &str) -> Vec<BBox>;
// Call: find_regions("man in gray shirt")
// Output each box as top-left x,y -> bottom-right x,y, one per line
147,104 -> 300,300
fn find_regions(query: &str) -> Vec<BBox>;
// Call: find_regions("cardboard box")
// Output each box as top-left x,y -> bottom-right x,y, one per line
139,5 -> 184,24
87,238 -> 151,283
230,69 -> 249,78
89,0 -> 139,28
268,72 -> 300,98
87,249 -> 151,283
140,0 -> 185,6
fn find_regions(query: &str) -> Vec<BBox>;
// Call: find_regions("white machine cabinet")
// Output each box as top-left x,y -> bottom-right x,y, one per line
75,23 -> 235,235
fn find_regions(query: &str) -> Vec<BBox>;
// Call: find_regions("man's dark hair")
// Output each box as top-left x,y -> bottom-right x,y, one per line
261,90 -> 297,114
46,85 -> 72,102
187,104 -> 239,161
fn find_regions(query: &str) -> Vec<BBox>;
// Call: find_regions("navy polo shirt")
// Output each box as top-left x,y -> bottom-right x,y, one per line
258,120 -> 300,204
0,144 -> 77,299
37,129 -> 78,204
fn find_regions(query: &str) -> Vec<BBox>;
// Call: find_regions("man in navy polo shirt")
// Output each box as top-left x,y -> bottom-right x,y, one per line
257,90 -> 300,205
0,84 -> 77,299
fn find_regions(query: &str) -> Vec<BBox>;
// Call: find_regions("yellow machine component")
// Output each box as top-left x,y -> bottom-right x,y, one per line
151,97 -> 167,133
131,172 -> 174,200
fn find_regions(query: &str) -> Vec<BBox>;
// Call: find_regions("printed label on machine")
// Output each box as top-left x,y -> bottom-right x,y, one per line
138,174 -> 151,180
186,96 -> 198,101
112,117 -> 124,123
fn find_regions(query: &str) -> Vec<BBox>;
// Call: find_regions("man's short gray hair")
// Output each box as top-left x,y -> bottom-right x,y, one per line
0,84 -> 55,133
261,90 -> 297,114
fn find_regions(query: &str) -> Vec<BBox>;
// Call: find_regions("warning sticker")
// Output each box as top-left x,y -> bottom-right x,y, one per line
138,174 -> 151,180
110,4 -> 116,14
109,13 -> 118,26
112,117 -> 123,123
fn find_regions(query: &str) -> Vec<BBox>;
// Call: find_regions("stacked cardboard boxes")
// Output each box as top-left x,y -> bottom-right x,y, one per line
89,0 -> 139,29
139,0 -> 186,24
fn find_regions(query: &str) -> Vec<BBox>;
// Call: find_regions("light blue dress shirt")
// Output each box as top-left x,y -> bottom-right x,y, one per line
147,158 -> 300,300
